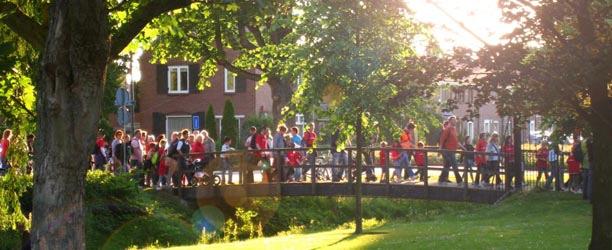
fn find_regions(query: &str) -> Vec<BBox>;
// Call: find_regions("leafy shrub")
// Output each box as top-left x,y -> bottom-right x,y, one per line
85,170 -> 139,202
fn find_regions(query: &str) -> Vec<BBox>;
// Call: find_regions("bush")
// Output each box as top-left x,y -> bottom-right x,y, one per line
221,100 -> 238,149
85,170 -> 139,202
240,115 -> 274,148
205,105 -> 217,141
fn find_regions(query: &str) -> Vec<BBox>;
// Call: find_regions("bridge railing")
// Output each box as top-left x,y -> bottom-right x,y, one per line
188,147 -> 524,193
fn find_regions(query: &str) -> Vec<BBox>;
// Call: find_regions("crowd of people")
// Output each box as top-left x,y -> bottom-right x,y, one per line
0,115 -> 593,199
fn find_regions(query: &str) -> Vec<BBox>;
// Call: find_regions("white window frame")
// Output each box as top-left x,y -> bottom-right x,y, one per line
165,115 -> 192,138
167,65 -> 189,94
483,119 -> 491,134
216,115 -> 245,138
466,121 -> 474,141
493,120 -> 500,133
224,68 -> 237,93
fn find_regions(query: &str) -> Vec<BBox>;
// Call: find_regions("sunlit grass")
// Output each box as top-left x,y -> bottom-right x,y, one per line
165,191 -> 590,249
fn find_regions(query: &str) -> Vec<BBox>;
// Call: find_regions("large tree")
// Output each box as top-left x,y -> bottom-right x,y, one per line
472,0 -> 611,248
292,0 -> 450,233
0,0 -> 222,248
147,0 -> 298,124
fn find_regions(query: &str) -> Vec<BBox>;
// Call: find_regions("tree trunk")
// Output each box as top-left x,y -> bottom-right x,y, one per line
354,115 -> 363,234
31,1 -> 109,249
589,120 -> 612,249
268,75 -> 293,126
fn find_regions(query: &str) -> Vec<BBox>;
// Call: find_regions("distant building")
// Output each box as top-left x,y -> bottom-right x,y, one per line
131,52 -> 272,138
436,85 -> 548,143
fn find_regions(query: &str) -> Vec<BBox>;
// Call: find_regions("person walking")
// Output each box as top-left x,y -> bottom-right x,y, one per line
460,136 -> 475,184
399,123 -> 416,181
535,141 -> 549,186
485,133 -> 502,186
273,125 -> 287,182
438,116 -> 463,184
474,133 -> 487,186
545,143 -> 561,191
502,136 -> 516,188
130,129 -> 145,186
302,123 -> 317,181
0,129 -> 13,171
331,130 -> 348,182
220,137 -> 235,184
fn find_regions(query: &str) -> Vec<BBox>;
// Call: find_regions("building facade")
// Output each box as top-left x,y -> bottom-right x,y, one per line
133,52 -> 272,138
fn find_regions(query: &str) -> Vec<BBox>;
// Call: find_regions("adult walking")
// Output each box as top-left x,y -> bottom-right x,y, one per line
302,123 -> 317,181
273,125 -> 287,182
545,143 -> 561,191
502,136 -> 516,189
0,129 -> 13,171
485,133 -> 502,186
399,123 -> 416,181
331,130 -> 348,182
130,129 -> 145,186
438,116 -> 463,184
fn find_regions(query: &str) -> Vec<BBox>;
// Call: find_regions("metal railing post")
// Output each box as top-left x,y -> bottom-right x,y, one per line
424,150 -> 429,198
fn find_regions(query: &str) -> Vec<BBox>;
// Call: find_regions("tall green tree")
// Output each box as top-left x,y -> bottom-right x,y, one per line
471,0 -> 612,247
0,1 -> 223,248
205,104 -> 217,140
292,0 -> 450,233
221,99 -> 238,148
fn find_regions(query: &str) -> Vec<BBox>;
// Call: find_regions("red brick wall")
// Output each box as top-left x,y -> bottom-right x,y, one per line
135,53 -> 258,133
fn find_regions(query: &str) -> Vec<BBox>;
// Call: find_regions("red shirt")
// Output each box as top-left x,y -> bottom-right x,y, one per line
96,138 -> 105,148
400,132 -> 412,149
536,147 -> 548,168
414,151 -> 425,167
475,139 -> 487,166
390,150 -> 400,161
439,126 -> 459,150
190,142 -> 205,159
503,144 -> 514,162
287,151 -> 302,166
0,139 -> 9,158
158,148 -> 167,176
379,150 -> 387,166
303,131 -> 317,147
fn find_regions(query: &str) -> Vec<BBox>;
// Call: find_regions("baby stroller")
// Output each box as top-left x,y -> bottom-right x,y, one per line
188,158 -> 221,187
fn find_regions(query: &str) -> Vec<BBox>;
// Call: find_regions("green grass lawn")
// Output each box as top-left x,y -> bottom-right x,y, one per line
166,192 -> 591,249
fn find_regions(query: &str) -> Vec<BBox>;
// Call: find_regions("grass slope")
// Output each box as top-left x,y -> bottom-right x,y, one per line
168,192 -> 591,249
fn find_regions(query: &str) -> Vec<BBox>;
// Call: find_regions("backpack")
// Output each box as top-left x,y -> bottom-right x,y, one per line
114,142 -> 131,163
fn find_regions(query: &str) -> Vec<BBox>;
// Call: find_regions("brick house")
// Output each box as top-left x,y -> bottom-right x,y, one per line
133,52 -> 272,138
437,85 -> 547,143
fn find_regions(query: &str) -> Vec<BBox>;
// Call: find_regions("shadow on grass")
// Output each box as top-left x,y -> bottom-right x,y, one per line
312,230 -> 389,250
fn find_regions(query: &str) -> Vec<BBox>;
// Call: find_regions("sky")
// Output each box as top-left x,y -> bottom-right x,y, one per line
405,0 -> 515,51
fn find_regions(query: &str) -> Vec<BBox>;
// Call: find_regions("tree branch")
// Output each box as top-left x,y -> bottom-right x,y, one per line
11,95 -> 35,119
108,0 -> 132,12
0,2 -> 45,50
212,19 -> 261,81
236,22 -> 257,50
111,0 -> 218,57
247,25 -> 267,47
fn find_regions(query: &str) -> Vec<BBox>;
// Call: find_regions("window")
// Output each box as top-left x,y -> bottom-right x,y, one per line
215,115 -> 245,138
168,66 -> 189,94
484,119 -> 491,133
492,120 -> 499,133
224,68 -> 236,93
466,121 -> 474,141
166,115 -> 192,138
468,89 -> 474,103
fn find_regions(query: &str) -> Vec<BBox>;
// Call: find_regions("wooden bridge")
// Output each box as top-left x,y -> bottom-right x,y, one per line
178,182 -> 506,204
171,146 -> 518,204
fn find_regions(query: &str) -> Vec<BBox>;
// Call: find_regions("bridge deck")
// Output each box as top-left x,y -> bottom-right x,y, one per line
179,182 -> 505,204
